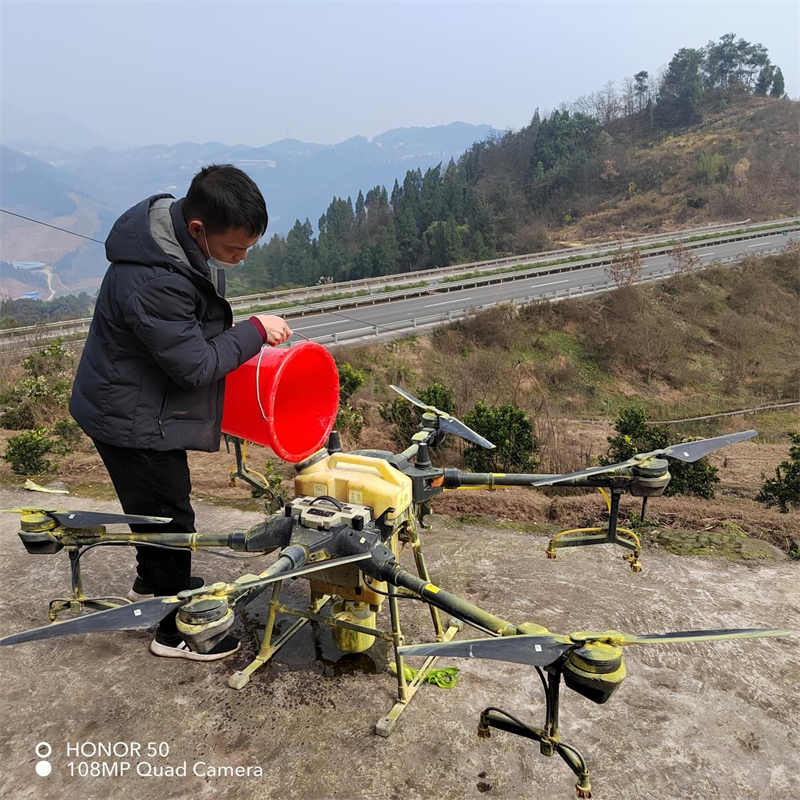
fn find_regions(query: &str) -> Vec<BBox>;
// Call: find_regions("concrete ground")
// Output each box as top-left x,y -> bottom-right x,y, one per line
0,485 -> 798,800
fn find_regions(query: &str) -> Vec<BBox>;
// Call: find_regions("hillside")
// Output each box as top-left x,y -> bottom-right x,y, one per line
546,98 -> 799,244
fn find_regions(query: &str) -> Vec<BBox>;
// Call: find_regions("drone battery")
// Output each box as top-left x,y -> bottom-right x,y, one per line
284,496 -> 372,531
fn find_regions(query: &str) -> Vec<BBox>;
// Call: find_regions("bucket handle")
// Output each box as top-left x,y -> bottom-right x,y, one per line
254,332 -> 312,421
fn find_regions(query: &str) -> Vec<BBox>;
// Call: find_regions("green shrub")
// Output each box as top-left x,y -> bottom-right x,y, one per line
695,153 -> 729,184
336,403 -> 364,441
462,401 -> 539,473
0,339 -> 73,430
3,428 -> 55,475
22,339 -> 74,378
0,403 -> 36,430
756,431 -> 800,513
337,363 -> 366,402
50,418 -> 83,454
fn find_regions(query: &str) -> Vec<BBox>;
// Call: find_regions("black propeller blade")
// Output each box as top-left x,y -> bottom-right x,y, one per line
51,511 -> 172,528
399,625 -> 791,668
531,430 -> 758,487
389,384 -> 495,449
0,596 -> 184,646
399,633 -> 574,667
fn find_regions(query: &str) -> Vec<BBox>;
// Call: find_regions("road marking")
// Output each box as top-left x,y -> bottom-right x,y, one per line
747,243 -> 764,248
509,279 -> 569,296
702,252 -> 715,256
530,279 -> 569,288
293,320 -> 340,331
425,297 -> 472,307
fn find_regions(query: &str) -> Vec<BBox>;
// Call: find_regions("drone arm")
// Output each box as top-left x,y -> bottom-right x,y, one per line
30,515 -> 296,554
443,470 -> 587,489
387,564 -> 518,637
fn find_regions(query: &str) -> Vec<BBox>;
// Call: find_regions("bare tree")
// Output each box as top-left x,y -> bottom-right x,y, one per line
670,240 -> 700,276
621,76 -> 636,118
606,243 -> 643,288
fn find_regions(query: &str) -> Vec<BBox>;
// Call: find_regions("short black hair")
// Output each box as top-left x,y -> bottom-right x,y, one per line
184,164 -> 268,237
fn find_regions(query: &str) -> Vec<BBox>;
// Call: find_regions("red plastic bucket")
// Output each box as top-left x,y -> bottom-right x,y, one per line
221,342 -> 340,462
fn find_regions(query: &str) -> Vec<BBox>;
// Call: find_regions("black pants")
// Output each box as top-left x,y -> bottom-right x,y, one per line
93,439 -> 194,641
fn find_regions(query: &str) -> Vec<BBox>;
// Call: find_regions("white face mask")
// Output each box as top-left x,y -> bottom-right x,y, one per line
203,228 -> 243,270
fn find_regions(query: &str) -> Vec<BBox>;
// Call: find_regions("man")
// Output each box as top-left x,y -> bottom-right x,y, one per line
70,164 -> 290,661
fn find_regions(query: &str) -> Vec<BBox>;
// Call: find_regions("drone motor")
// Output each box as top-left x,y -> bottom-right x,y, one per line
562,643 -> 627,704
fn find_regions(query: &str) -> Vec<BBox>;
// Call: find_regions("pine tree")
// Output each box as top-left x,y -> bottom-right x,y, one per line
470,230 -> 489,261
444,216 -> 462,265
754,64 -> 775,96
284,219 -> 315,284
396,206 -> 420,270
355,191 -> 366,228
770,67 -> 785,97
655,47 -> 704,127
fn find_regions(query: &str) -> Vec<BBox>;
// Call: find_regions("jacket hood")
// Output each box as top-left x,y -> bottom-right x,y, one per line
105,195 -> 213,284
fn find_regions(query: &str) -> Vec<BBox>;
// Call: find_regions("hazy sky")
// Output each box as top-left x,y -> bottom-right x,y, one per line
2,0 -> 798,147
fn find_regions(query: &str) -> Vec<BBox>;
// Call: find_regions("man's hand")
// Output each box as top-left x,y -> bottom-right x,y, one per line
252,315 -> 292,346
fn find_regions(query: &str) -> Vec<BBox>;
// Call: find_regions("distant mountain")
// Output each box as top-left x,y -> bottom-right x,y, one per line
0,145 -> 83,218
0,146 -> 113,297
10,122 -> 495,235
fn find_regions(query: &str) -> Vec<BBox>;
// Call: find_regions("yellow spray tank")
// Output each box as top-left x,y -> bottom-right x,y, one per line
294,451 -> 414,651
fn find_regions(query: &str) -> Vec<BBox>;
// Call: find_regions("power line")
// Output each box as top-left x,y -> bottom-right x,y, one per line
0,208 -> 105,245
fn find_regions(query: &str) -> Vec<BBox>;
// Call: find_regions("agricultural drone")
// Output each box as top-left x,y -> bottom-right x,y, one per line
0,384 -> 789,797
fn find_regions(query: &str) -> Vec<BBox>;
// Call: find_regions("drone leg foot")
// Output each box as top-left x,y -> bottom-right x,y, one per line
624,553 -> 643,573
575,779 -> 592,799
546,548 -> 557,559
375,714 -> 397,738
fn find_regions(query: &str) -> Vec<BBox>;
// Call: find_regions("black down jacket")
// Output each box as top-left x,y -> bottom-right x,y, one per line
70,195 -> 264,452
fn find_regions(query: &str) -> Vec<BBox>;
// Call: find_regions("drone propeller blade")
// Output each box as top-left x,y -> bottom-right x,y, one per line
583,627 -> 793,647
0,597 -> 184,647
439,417 -> 495,450
531,430 -> 759,487
399,633 -> 574,667
398,626 -> 792,669
389,385 -> 433,412
659,430 -> 758,463
51,511 -> 172,528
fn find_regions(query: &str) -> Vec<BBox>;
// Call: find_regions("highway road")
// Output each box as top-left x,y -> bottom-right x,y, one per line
277,230 -> 798,347
3,226 -> 796,354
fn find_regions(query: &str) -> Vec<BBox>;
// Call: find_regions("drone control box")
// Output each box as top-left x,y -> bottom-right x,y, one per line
285,496 -> 372,532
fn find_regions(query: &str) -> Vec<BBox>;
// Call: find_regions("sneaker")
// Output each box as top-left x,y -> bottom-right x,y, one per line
128,575 -> 204,602
150,634 -> 241,661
